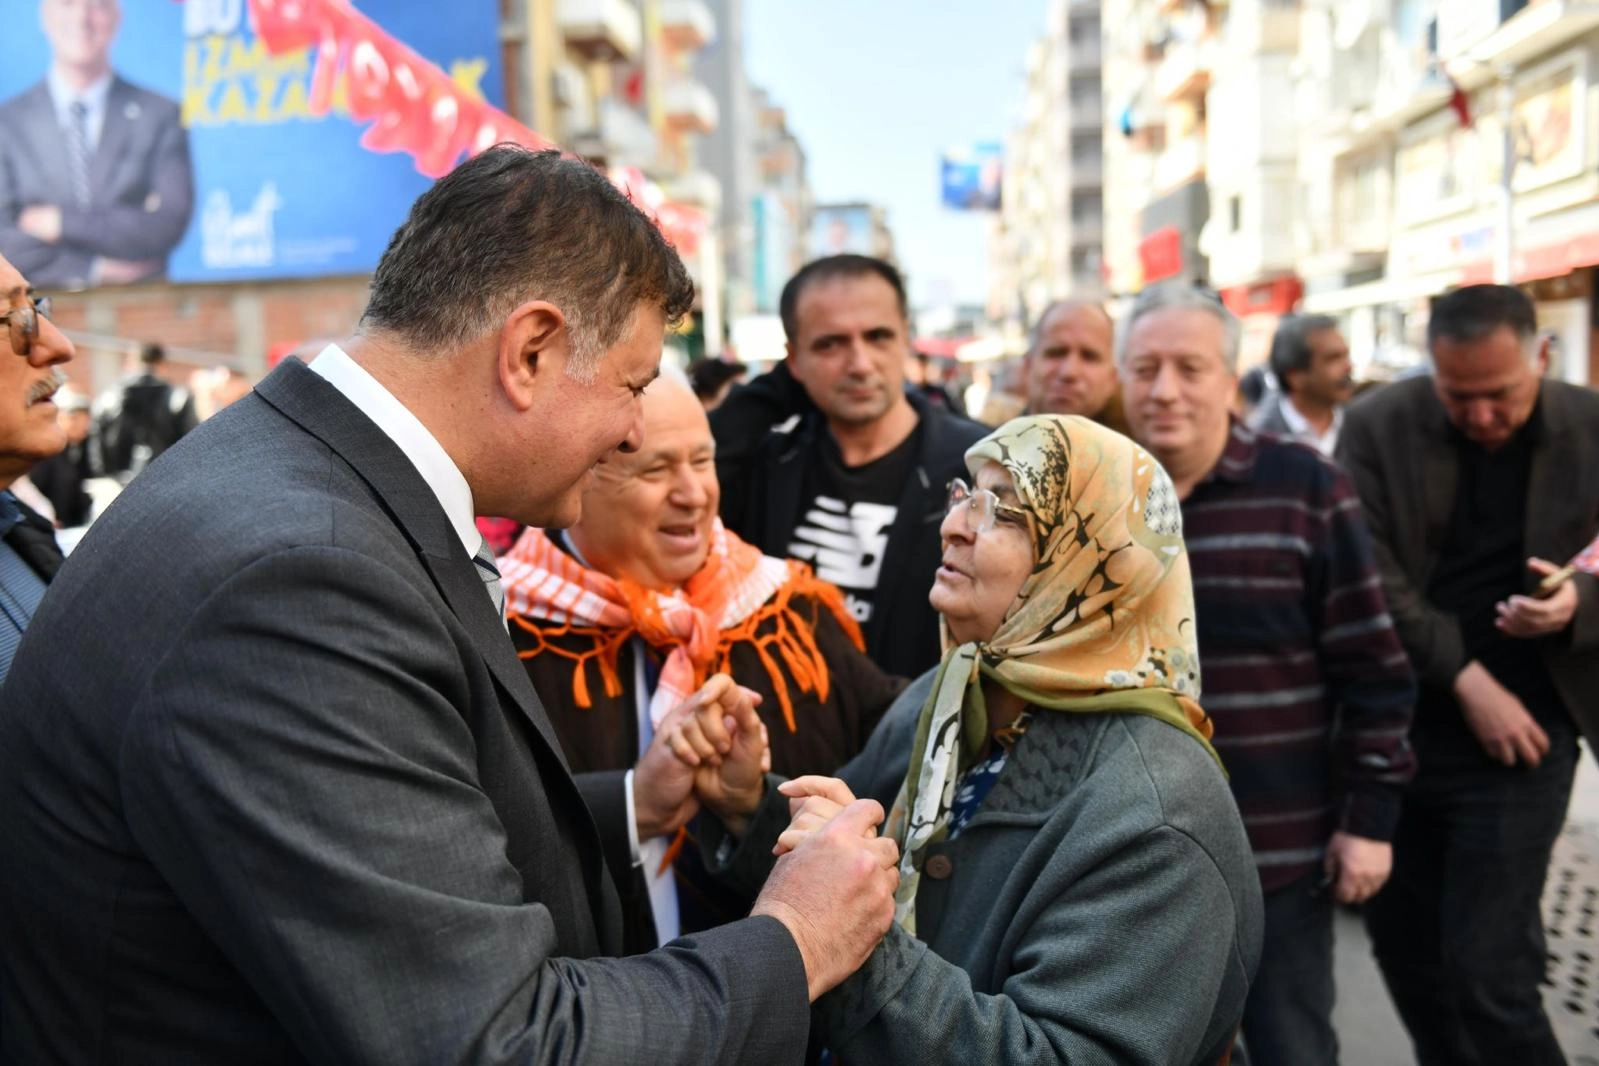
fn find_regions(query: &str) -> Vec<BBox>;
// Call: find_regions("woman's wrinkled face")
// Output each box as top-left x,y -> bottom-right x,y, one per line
929,460 -> 1035,645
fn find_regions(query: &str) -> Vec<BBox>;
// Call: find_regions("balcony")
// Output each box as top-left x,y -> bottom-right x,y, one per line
1071,101 -> 1103,129
1155,38 -> 1212,103
557,0 -> 642,63
667,169 -> 722,212
660,0 -> 716,52
1070,160 -> 1104,187
663,77 -> 720,134
1155,135 -> 1205,191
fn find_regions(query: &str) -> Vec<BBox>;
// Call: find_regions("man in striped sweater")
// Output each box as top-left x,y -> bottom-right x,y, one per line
1120,282 -> 1416,1066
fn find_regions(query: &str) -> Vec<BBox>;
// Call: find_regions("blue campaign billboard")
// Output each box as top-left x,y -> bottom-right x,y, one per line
0,0 -> 516,289
940,141 -> 1003,212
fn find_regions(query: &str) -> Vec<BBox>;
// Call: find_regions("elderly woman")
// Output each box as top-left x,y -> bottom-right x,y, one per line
680,414 -> 1263,1065
498,373 -> 904,954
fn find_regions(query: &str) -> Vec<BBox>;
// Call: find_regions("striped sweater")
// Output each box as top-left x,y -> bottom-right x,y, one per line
1183,420 -> 1416,893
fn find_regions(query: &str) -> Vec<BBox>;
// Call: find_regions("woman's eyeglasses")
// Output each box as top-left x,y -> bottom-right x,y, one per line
2,295 -> 52,357
945,478 -> 1029,534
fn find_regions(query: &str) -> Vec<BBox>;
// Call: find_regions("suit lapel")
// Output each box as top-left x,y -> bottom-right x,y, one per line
253,359 -> 571,768
88,79 -> 136,200
18,84 -> 74,190
1525,383 -> 1574,562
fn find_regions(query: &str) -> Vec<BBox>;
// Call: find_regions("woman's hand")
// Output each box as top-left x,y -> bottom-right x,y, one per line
774,777 -> 861,856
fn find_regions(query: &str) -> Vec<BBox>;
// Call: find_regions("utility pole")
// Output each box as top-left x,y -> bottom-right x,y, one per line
1493,64 -> 1517,284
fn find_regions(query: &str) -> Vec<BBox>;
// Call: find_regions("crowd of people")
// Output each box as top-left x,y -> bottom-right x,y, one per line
1,143 -> 1597,1065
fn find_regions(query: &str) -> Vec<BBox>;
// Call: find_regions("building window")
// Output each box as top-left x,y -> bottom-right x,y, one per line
1228,195 -> 1242,233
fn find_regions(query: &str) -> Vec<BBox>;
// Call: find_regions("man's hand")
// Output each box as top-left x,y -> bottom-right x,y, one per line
1324,832 -> 1391,905
751,798 -> 899,1002
1454,660 -> 1549,768
1495,557 -> 1579,638
634,675 -> 753,841
18,205 -> 62,244
773,776 -> 857,856
660,677 -> 769,835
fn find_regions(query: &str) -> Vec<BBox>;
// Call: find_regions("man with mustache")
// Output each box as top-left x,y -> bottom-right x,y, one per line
0,249 -> 75,684
1251,314 -> 1354,457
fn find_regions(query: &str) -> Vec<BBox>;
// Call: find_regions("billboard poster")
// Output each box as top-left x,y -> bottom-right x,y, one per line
809,204 -> 874,258
0,0 -> 538,289
940,142 -> 1002,212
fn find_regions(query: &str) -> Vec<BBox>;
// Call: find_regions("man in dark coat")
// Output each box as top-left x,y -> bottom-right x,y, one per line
1340,283 -> 1599,1065
0,146 -> 901,1065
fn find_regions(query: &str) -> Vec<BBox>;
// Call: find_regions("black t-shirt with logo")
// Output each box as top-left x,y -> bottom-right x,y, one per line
787,426 -> 922,628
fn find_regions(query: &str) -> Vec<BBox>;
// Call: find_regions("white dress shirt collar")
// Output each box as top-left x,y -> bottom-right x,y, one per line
1279,395 -> 1344,457
308,344 -> 480,557
47,68 -> 113,151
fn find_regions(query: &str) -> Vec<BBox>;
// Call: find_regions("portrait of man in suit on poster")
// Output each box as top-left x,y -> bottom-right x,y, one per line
0,0 -> 194,290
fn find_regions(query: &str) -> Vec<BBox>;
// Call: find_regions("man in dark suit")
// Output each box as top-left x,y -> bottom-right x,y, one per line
0,0 -> 194,289
0,147 -> 900,1064
1339,284 -> 1599,1065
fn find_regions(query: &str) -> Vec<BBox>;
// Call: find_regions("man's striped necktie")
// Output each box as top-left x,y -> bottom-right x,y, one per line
472,537 -> 507,631
67,101 -> 92,209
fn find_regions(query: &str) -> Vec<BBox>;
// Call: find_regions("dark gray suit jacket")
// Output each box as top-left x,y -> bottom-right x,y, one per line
0,76 -> 193,288
0,359 -> 809,1064
1338,375 -> 1599,734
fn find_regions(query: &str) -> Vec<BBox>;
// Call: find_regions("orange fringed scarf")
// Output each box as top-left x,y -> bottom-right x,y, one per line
498,521 -> 864,735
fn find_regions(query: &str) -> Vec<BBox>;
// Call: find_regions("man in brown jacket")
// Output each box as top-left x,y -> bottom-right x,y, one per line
1338,283 -> 1599,1066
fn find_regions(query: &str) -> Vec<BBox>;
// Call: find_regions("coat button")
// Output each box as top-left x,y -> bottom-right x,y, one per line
924,854 -> 954,880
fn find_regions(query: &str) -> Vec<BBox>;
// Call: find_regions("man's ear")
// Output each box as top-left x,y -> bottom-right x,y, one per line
498,301 -> 568,412
1534,334 -> 1551,377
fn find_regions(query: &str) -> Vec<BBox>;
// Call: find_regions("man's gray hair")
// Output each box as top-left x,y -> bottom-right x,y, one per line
1117,282 -> 1243,373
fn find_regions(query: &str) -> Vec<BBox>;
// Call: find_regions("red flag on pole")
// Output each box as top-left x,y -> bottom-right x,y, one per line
1443,66 -> 1473,128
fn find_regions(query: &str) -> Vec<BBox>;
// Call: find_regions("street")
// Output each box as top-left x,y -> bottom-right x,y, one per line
1335,750 -> 1599,1065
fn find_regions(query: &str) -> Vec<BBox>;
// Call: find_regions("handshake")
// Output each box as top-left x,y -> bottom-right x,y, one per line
631,674 -> 901,1001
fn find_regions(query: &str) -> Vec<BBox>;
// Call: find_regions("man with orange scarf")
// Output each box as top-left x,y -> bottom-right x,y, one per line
500,372 -> 905,952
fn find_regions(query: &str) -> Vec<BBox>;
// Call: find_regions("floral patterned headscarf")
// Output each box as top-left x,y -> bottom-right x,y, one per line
887,414 -> 1216,932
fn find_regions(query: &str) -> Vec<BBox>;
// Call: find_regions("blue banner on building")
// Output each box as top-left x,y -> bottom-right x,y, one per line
940,142 -> 1003,212
0,0 -> 506,288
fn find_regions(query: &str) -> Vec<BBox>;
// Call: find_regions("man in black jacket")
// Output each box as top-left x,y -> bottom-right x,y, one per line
98,341 -> 198,479
712,255 -> 986,678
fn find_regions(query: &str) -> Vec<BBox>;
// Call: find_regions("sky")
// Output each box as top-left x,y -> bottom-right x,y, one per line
744,1 -> 1050,311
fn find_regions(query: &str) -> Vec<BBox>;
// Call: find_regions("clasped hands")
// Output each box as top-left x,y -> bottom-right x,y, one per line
631,674 -> 900,1001
633,673 -> 880,851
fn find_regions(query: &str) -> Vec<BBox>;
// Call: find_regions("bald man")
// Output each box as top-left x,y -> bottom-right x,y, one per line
501,372 -> 903,952
1022,299 -> 1130,436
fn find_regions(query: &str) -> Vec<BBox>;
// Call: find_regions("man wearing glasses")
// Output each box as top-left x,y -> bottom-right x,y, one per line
0,250 -> 75,682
